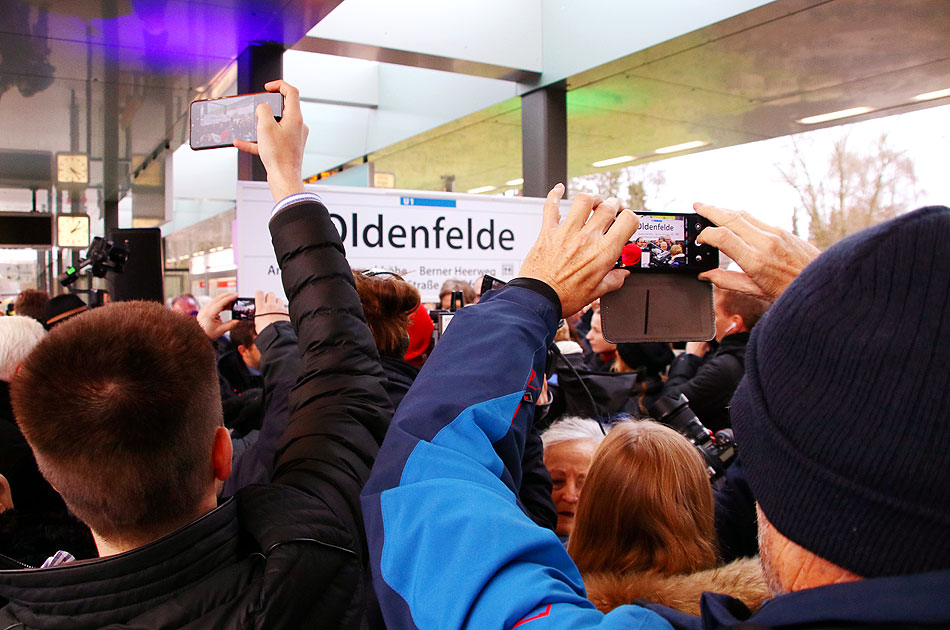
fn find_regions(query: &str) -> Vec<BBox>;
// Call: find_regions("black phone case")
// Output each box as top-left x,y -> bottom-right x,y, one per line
600,274 -> 715,343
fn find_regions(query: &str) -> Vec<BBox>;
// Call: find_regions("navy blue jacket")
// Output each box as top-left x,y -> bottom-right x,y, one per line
648,569 -> 950,629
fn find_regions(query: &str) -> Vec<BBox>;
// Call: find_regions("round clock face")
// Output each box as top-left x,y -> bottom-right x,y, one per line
57,215 -> 89,248
57,154 -> 89,185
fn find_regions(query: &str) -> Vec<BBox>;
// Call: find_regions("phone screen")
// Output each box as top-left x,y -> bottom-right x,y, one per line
620,213 -> 718,273
189,92 -> 283,150
231,297 -> 256,320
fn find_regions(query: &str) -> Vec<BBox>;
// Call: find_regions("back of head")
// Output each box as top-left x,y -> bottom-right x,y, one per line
0,316 -> 45,382
14,289 -> 49,322
11,301 -> 223,546
353,271 -> 421,357
229,319 -> 257,351
568,421 -> 716,576
715,288 -> 770,330
731,205 -> 950,579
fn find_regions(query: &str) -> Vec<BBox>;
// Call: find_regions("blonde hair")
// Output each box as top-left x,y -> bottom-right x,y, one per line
568,421 -> 716,575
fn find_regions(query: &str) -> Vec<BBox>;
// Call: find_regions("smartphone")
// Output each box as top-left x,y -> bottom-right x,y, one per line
231,297 -> 256,321
480,274 -> 507,296
619,212 -> 719,273
189,92 -> 283,150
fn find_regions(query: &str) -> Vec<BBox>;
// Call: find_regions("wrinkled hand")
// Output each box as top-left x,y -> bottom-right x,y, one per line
0,474 -> 13,513
197,292 -> 239,340
694,203 -> 820,303
518,184 -> 639,317
233,80 -> 309,203
685,341 -> 709,357
254,290 -> 290,335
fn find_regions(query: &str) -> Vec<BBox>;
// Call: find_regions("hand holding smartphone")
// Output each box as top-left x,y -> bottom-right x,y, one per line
189,92 -> 284,150
601,212 -> 720,343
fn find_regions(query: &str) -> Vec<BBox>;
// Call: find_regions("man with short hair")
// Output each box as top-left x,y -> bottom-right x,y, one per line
657,287 -> 770,432
361,192 -> 950,629
0,80 -> 392,629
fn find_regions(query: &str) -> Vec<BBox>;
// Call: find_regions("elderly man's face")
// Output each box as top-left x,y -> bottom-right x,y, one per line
544,439 -> 599,537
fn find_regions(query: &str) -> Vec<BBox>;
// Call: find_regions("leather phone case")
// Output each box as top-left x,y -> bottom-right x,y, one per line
600,274 -> 715,343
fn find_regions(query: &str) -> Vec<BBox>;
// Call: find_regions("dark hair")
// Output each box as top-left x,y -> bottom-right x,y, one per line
11,301 -> 222,546
229,319 -> 257,351
14,289 -> 49,322
716,288 -> 771,330
568,421 -> 716,576
353,271 -> 421,356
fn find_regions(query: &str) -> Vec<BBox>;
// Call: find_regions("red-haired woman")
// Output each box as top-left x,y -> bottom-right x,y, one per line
568,421 -> 768,616
353,270 -> 422,410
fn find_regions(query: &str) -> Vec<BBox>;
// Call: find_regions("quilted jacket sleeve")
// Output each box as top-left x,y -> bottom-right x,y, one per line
268,199 -> 394,549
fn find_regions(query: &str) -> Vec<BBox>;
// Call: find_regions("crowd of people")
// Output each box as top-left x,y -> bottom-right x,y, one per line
0,79 -> 948,630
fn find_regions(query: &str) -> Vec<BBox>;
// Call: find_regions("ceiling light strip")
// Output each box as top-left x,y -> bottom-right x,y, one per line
913,88 -> 950,101
654,140 -> 709,154
467,185 -> 496,194
592,155 -> 635,168
797,107 -> 874,125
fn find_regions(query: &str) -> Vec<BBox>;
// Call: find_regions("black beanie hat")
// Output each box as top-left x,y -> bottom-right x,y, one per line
731,205 -> 950,578
43,293 -> 88,330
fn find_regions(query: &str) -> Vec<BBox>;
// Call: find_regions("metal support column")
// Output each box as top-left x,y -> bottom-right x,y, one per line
237,43 -> 284,182
521,81 -> 567,199
102,0 -> 120,237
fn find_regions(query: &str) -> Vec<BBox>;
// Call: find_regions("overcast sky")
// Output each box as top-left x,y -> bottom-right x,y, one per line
644,103 -> 950,232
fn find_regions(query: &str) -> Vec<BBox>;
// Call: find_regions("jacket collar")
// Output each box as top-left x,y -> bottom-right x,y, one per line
0,498 -> 240,628
717,332 -> 750,349
699,569 -> 950,628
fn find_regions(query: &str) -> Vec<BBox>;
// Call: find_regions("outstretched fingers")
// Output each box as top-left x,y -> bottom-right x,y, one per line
541,184 -> 565,231
562,193 -> 601,232
605,208 -> 640,249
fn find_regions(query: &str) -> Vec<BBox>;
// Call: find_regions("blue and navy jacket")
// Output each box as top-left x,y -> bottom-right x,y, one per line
360,283 -> 673,630
361,281 -> 950,630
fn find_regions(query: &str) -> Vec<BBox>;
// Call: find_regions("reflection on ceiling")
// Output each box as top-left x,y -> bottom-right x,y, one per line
364,0 -> 950,194
0,0 -> 342,212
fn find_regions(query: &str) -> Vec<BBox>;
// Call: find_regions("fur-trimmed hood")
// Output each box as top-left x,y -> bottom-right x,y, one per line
583,556 -> 770,617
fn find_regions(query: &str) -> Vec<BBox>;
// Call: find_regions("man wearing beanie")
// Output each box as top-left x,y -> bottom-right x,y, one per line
649,202 -> 950,627
362,194 -> 950,630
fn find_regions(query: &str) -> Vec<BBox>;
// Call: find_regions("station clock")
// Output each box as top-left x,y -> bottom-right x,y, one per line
57,214 -> 90,248
56,153 -> 89,187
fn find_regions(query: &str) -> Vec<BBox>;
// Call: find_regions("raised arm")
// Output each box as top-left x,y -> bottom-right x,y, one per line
236,80 -> 393,547
362,189 -> 674,630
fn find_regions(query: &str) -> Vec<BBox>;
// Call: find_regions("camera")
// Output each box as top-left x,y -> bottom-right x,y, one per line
428,290 -> 464,344
58,236 -> 129,287
654,393 -> 735,481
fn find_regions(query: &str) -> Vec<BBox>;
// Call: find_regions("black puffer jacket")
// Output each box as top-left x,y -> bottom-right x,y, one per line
0,199 -> 393,629
657,332 -> 749,432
